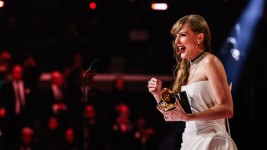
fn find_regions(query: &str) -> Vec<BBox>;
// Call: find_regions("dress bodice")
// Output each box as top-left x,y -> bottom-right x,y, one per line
180,80 -> 237,150
182,80 -> 216,114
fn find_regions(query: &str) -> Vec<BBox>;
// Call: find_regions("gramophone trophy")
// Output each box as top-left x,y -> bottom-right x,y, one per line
157,88 -> 192,113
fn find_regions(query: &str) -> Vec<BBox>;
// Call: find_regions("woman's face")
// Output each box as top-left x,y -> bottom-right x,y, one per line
174,23 -> 200,60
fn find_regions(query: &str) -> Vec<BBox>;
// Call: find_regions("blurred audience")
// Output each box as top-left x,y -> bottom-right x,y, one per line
111,102 -> 139,150
0,64 -> 36,148
0,51 -> 164,150
113,103 -> 133,133
84,104 -> 111,150
40,116 -> 64,150
61,127 -> 81,150
133,116 -> 156,150
0,50 -> 13,85
23,53 -> 41,90
64,52 -> 85,126
17,126 -> 40,150
39,70 -> 69,121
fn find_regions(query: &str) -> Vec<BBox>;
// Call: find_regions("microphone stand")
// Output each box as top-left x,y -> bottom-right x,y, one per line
83,71 -> 97,150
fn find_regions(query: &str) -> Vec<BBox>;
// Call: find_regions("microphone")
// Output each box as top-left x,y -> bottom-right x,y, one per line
84,58 -> 108,79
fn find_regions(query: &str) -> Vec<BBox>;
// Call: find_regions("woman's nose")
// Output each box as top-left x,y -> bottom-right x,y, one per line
174,37 -> 180,44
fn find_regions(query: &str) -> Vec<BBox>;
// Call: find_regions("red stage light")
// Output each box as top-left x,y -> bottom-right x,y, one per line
89,2 -> 97,10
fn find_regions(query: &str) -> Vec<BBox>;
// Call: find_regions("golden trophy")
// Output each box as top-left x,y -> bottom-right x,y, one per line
157,88 -> 177,112
157,88 -> 192,113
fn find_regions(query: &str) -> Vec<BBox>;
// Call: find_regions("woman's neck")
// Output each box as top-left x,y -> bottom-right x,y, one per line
189,51 -> 206,65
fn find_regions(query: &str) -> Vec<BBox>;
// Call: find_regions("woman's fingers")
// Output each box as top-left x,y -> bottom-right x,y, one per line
147,78 -> 162,88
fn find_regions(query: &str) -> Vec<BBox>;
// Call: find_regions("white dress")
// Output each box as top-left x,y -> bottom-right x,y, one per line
180,80 -> 237,150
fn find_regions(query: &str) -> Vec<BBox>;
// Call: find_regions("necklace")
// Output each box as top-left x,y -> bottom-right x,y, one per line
187,52 -> 207,81
189,51 -> 206,65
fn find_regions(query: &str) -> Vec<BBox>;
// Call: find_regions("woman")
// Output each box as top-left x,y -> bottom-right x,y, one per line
147,14 -> 237,149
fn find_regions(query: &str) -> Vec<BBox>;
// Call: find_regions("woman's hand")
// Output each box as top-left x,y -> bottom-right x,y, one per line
147,77 -> 162,103
161,100 -> 189,122
147,77 -> 162,95
147,77 -> 190,121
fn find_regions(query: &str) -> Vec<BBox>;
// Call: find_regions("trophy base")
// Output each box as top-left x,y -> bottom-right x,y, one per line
157,101 -> 177,112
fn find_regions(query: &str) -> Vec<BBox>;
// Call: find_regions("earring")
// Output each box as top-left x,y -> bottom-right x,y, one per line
197,40 -> 200,45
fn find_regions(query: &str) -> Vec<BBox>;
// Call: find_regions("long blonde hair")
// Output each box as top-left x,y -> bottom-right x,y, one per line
170,14 -> 212,94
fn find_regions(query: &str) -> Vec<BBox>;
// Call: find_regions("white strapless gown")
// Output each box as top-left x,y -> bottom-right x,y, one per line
180,80 -> 237,150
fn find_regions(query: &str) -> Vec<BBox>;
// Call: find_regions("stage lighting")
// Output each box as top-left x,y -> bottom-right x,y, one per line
151,2 -> 168,10
89,2 -> 97,10
0,0 -> 4,8
219,0 -> 265,92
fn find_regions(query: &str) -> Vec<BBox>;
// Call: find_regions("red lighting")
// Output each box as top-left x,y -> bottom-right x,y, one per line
89,2 -> 97,10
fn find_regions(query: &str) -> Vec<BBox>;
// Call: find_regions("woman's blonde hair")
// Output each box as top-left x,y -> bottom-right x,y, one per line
170,14 -> 212,94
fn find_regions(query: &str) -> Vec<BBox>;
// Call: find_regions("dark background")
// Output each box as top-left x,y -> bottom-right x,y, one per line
0,0 -> 253,73
0,0 -> 267,149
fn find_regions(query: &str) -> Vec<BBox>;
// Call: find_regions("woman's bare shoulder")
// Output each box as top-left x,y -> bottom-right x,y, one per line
202,52 -> 227,80
202,53 -> 223,66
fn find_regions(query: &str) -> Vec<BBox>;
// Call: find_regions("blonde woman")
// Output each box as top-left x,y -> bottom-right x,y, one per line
147,14 -> 237,150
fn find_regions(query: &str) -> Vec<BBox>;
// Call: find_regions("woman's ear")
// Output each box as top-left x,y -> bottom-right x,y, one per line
198,33 -> 204,41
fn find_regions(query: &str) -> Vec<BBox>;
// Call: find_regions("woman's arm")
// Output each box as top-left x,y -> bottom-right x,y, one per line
186,54 -> 234,121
